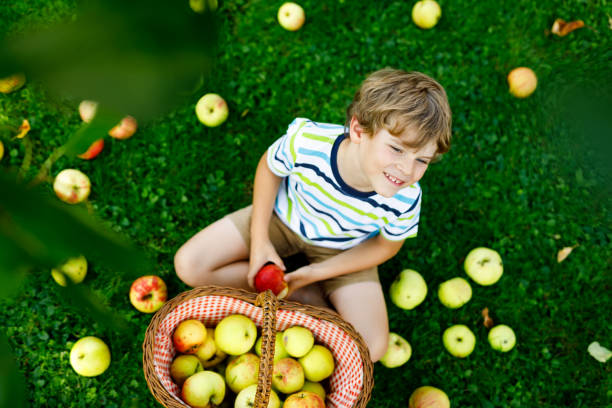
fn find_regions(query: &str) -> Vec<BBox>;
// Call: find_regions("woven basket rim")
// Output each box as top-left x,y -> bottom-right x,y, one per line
142,285 -> 374,408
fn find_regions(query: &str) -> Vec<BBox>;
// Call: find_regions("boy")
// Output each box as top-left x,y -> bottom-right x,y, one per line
174,68 -> 452,362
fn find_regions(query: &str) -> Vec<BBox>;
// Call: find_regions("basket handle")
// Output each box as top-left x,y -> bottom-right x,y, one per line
253,290 -> 279,408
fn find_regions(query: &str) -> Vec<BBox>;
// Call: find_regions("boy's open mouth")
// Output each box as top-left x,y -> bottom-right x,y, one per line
384,171 -> 405,186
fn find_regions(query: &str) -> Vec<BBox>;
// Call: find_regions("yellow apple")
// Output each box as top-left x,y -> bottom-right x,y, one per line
437,277 -> 472,309
282,326 -> 314,358
173,319 -> 207,354
278,2 -> 306,31
69,336 -> 111,377
51,255 -> 88,286
389,269 -> 428,310
442,325 -> 476,358
300,381 -> 326,401
464,247 -> 503,285
284,391 -> 325,408
409,386 -> 450,408
488,324 -> 516,352
298,345 -> 334,382
214,314 -> 257,355
380,332 -> 412,368
412,0 -> 441,29
170,354 -> 203,386
224,352 -> 260,393
508,67 -> 537,98
53,169 -> 91,204
0,140 -> 4,161
181,370 -> 226,408
195,93 -> 229,127
271,357 -> 304,394
0,73 -> 26,93
235,384 -> 281,408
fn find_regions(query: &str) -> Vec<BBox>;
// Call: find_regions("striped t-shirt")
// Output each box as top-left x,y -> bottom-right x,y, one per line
266,118 -> 422,250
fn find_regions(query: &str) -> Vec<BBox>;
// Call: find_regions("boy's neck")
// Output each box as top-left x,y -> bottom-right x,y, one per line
336,135 -> 373,193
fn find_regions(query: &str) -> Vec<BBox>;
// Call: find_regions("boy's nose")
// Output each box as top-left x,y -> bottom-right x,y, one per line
396,160 -> 413,178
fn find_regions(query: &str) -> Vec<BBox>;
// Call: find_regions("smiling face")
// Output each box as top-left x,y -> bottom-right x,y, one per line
340,116 -> 438,198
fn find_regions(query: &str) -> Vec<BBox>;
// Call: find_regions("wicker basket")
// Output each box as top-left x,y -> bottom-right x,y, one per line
143,286 -> 374,408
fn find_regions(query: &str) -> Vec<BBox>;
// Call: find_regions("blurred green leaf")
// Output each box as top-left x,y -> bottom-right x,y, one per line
0,332 -> 26,408
0,0 -> 219,121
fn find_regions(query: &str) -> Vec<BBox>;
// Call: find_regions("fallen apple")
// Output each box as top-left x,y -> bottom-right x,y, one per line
108,116 -> 138,140
129,275 -> 168,313
442,325 -> 476,358
283,391 -> 325,408
298,345 -> 334,382
277,2 -> 306,31
412,0 -> 441,29
488,324 -> 516,352
283,326 -> 314,358
195,93 -> 229,127
389,269 -> 428,310
437,277 -> 472,309
464,247 -> 503,286
214,314 -> 257,355
189,0 -> 218,13
173,319 -> 207,354
272,357 -> 305,394
408,385 -> 450,408
170,354 -> 203,386
181,370 -> 226,408
78,138 -> 105,160
0,73 -> 26,94
69,336 -> 111,377
53,169 -> 91,204
51,255 -> 88,286
224,352 -> 260,393
255,263 -> 288,298
235,384 -> 281,408
507,67 -> 537,98
0,140 -> 4,161
380,332 -> 412,368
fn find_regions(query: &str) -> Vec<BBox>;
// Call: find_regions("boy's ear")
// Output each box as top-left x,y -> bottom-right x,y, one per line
349,116 -> 365,144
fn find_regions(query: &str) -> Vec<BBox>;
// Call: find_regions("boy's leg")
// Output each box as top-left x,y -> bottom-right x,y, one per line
328,281 -> 389,363
174,216 -> 250,289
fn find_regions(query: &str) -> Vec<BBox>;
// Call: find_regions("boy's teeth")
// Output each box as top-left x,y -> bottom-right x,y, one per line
385,172 -> 402,184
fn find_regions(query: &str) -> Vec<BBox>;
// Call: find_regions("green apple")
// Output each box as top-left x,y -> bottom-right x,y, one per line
272,357 -> 304,394
488,325 -> 516,352
51,255 -> 87,286
215,314 -> 257,355
283,326 -> 314,358
181,370 -> 226,408
437,277 -> 472,309
277,2 -> 306,31
408,386 -> 450,408
69,336 -> 111,377
412,0 -> 441,29
224,352 -> 260,393
195,93 -> 229,127
255,332 -> 289,362
195,328 -> 217,362
235,384 -> 281,408
201,346 -> 228,369
173,319 -> 207,354
298,345 -> 334,382
300,381 -> 326,401
53,169 -> 91,204
389,269 -> 428,310
442,325 -> 476,358
464,247 -> 503,285
284,391 -> 325,408
380,332 -> 412,368
170,355 -> 203,386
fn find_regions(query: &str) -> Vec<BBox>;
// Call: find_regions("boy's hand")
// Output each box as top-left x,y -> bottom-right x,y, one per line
247,240 -> 285,288
284,265 -> 317,297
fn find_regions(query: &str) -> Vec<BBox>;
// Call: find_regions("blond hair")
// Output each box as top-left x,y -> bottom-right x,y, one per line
346,68 -> 452,155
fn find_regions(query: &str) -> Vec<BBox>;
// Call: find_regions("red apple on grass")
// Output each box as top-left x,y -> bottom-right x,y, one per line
108,116 -> 138,139
53,169 -> 91,204
255,263 -> 288,298
129,275 -> 167,313
78,138 -> 105,160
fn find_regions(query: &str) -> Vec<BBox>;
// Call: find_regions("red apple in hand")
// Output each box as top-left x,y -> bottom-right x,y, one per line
255,263 -> 288,299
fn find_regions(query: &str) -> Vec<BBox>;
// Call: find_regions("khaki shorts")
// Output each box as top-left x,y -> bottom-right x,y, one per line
226,205 -> 379,298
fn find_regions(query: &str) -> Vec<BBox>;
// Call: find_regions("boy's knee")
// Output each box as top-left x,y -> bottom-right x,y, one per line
366,331 -> 389,363
174,247 -> 201,287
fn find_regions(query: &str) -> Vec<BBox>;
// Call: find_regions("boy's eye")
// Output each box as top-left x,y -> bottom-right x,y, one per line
390,145 -> 402,153
417,159 -> 429,165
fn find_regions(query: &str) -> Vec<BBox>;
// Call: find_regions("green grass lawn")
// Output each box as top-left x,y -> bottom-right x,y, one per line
1,0 -> 611,407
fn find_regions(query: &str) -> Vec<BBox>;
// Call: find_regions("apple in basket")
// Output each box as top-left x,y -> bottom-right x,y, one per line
255,262 -> 289,298
235,384 -> 282,408
408,385 -> 450,408
282,326 -> 314,358
173,319 -> 207,354
170,355 -> 203,386
255,332 -> 289,363
272,357 -> 305,394
181,370 -> 226,408
214,314 -> 257,355
224,352 -> 260,393
284,391 -> 326,408
195,328 -> 217,362
299,345 -> 335,382
300,381 -> 326,402
201,346 -> 228,369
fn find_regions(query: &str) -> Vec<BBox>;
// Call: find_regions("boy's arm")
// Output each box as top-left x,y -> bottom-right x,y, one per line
247,152 -> 285,287
284,234 -> 405,293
